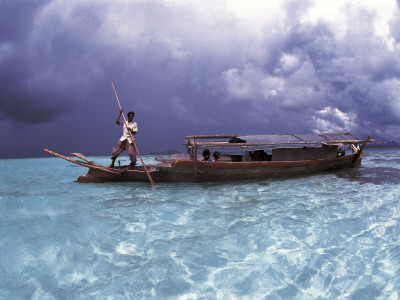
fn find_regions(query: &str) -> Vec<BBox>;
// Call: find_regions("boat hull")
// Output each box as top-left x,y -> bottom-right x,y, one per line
76,153 -> 364,183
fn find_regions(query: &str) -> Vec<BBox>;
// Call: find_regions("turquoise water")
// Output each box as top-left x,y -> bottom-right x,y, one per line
1,148 -> 400,299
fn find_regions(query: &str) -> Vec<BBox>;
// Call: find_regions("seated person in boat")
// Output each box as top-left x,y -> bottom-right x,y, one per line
213,151 -> 221,161
350,144 -> 360,153
109,109 -> 138,168
337,148 -> 346,156
242,150 -> 253,161
253,150 -> 269,161
202,149 -> 214,161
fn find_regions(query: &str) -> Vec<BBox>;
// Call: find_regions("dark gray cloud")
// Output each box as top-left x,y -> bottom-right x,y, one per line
219,1 -> 400,139
0,1 -> 48,41
0,0 -> 107,124
0,0 -> 399,158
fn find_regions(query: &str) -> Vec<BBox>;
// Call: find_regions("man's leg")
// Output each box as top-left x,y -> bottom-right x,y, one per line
109,140 -> 125,168
127,142 -> 137,166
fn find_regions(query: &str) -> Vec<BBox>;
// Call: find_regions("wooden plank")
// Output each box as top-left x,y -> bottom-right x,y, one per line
185,134 -> 240,139
182,139 -> 364,149
43,149 -> 121,175
71,153 -> 98,165
184,133 -> 352,140
118,165 -> 132,173
193,143 -> 198,176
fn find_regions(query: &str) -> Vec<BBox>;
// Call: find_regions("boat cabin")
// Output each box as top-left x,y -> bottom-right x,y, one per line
181,133 -> 362,162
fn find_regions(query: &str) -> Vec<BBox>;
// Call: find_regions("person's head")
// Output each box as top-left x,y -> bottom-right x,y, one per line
213,151 -> 220,160
127,111 -> 135,122
254,150 -> 265,160
202,149 -> 211,159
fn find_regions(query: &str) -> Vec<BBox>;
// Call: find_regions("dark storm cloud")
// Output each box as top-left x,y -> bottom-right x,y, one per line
220,1 -> 400,139
0,0 -> 399,158
0,0 -> 48,41
0,0 -> 106,123
0,0 -> 57,123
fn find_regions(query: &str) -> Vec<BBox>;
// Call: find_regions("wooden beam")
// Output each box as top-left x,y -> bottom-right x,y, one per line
193,143 -> 198,176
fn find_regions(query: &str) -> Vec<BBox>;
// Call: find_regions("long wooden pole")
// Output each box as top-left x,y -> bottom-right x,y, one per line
111,81 -> 155,188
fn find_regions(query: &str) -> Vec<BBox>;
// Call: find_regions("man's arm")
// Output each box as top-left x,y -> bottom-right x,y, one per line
129,123 -> 138,135
115,109 -> 123,125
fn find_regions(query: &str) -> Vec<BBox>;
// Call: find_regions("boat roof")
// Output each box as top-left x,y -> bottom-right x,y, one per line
183,132 -> 365,150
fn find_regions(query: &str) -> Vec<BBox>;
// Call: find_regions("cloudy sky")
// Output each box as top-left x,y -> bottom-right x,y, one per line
1,0 -> 400,158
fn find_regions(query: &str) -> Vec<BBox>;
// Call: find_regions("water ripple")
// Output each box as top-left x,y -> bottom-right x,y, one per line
1,149 -> 400,298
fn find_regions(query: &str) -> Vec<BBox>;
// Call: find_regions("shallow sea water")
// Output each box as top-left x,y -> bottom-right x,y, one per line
1,148 -> 400,299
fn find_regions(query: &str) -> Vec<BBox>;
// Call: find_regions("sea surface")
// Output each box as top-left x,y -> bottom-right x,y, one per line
1,148 -> 400,299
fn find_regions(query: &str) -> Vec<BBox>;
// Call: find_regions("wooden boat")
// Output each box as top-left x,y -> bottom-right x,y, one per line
43,132 -> 376,183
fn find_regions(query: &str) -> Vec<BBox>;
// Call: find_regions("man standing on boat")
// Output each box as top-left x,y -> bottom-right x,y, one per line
108,109 -> 137,168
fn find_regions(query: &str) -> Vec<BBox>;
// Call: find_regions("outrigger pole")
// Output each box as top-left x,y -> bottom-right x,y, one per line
111,81 -> 155,188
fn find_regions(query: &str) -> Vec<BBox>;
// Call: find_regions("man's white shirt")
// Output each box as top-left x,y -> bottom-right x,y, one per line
119,121 -> 138,144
